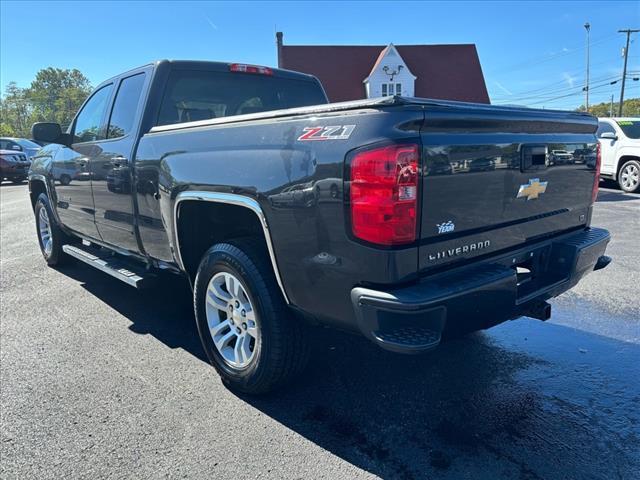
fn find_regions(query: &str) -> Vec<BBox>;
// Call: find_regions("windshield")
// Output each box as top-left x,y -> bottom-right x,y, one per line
616,120 -> 640,139
16,139 -> 41,149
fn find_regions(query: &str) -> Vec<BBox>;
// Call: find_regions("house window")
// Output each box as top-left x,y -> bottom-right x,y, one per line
381,83 -> 402,97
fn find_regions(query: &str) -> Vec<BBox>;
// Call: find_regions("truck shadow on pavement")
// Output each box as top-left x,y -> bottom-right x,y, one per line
56,261 -> 639,480
596,189 -> 640,202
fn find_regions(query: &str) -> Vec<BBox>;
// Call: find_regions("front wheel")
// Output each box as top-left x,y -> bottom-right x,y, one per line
618,160 -> 640,193
34,193 -> 71,266
193,240 -> 309,394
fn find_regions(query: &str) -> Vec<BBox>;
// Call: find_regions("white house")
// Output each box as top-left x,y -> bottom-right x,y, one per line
277,32 -> 490,104
362,44 -> 417,98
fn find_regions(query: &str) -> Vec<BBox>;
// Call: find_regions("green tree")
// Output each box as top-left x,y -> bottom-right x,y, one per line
0,68 -> 92,137
576,97 -> 640,117
27,67 -> 92,129
1,82 -> 31,136
0,122 -> 16,136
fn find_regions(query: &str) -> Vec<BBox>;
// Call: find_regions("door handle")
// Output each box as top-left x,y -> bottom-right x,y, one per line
110,156 -> 129,167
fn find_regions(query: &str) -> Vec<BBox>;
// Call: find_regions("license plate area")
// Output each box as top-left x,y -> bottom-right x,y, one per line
521,144 -> 548,172
503,244 -> 566,302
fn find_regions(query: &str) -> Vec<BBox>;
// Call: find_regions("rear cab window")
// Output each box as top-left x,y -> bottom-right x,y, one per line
156,69 -> 327,126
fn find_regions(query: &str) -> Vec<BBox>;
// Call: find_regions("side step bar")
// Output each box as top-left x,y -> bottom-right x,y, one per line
62,244 -> 157,289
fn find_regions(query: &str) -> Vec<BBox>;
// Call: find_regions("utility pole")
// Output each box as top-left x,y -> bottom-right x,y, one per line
584,22 -> 591,111
618,28 -> 639,116
610,94 -> 614,117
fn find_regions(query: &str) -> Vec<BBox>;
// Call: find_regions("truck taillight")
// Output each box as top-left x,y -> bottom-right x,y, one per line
350,143 -> 419,245
229,63 -> 273,75
592,143 -> 601,203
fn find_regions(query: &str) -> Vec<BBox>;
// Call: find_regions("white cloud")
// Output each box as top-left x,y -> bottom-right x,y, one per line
205,15 -> 218,30
494,81 -> 512,96
563,72 -> 576,88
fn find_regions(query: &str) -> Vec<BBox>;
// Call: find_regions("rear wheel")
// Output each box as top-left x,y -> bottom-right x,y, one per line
618,160 -> 640,193
193,240 -> 309,394
34,193 -> 72,266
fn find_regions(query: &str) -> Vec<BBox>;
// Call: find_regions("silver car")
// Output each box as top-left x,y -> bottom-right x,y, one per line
0,137 -> 41,161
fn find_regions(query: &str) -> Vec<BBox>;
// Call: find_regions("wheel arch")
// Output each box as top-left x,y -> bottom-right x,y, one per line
615,155 -> 640,180
29,178 -> 48,210
174,192 -> 290,304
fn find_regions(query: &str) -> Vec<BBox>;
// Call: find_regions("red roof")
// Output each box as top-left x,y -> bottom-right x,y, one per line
278,43 -> 490,104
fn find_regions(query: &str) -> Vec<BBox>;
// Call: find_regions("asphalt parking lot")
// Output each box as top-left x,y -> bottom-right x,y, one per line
1,182 -> 639,480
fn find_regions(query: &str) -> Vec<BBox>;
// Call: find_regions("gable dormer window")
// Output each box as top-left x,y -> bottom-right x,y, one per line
363,44 -> 416,99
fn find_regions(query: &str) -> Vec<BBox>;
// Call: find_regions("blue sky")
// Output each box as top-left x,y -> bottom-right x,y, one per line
1,0 -> 638,109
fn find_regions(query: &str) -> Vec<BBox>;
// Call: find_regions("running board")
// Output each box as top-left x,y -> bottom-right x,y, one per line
62,244 -> 157,289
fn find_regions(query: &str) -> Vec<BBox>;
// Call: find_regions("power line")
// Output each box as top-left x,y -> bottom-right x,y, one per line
490,60 -> 624,100
486,33 -> 619,75
492,71 -> 639,104
492,74 -> 622,103
495,77 -> 637,107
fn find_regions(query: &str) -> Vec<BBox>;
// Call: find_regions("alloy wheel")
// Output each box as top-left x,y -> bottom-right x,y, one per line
38,206 -> 53,257
621,163 -> 639,191
205,271 -> 259,369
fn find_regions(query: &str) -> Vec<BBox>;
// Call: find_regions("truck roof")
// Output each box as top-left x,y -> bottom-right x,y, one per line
99,59 -> 319,86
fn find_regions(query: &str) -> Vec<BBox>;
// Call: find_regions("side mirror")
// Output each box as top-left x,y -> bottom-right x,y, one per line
599,132 -> 617,141
31,122 -> 71,146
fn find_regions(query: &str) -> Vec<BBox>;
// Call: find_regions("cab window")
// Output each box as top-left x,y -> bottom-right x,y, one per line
157,70 -> 327,126
0,139 -> 21,150
73,84 -> 113,143
107,73 -> 146,139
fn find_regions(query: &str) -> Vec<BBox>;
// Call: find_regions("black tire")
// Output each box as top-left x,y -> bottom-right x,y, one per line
193,239 -> 309,394
11,177 -> 26,184
59,174 -> 71,186
34,193 -> 72,266
618,159 -> 640,193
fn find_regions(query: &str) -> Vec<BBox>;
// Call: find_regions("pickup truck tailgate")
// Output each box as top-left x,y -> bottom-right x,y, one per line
418,106 -> 598,272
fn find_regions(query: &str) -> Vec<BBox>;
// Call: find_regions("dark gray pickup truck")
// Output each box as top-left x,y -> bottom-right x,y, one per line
29,60 -> 611,393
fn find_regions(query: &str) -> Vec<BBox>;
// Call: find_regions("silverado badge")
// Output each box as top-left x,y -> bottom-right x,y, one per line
517,178 -> 548,200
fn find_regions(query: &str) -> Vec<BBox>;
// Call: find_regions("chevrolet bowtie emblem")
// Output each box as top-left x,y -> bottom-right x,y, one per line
517,178 -> 548,200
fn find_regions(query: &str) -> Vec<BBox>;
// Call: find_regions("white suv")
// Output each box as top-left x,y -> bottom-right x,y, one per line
597,118 -> 640,193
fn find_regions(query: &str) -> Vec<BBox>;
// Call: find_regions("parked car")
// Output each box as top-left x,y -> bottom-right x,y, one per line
268,182 -> 315,208
0,149 -> 30,183
0,137 -> 41,162
597,117 -> 640,193
468,157 -> 496,172
28,60 -> 610,394
572,148 -> 592,163
548,149 -> 574,165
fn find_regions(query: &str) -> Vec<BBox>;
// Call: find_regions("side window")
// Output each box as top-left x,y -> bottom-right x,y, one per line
73,84 -> 113,143
0,140 -> 20,150
596,122 -> 616,138
107,73 -> 146,139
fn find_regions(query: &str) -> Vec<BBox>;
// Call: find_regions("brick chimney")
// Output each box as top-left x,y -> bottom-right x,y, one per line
276,31 -> 283,68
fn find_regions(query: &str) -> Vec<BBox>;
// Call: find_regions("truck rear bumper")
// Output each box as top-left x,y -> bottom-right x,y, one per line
351,227 -> 610,354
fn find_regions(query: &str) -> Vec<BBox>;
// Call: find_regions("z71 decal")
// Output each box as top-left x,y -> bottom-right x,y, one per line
297,125 -> 356,141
